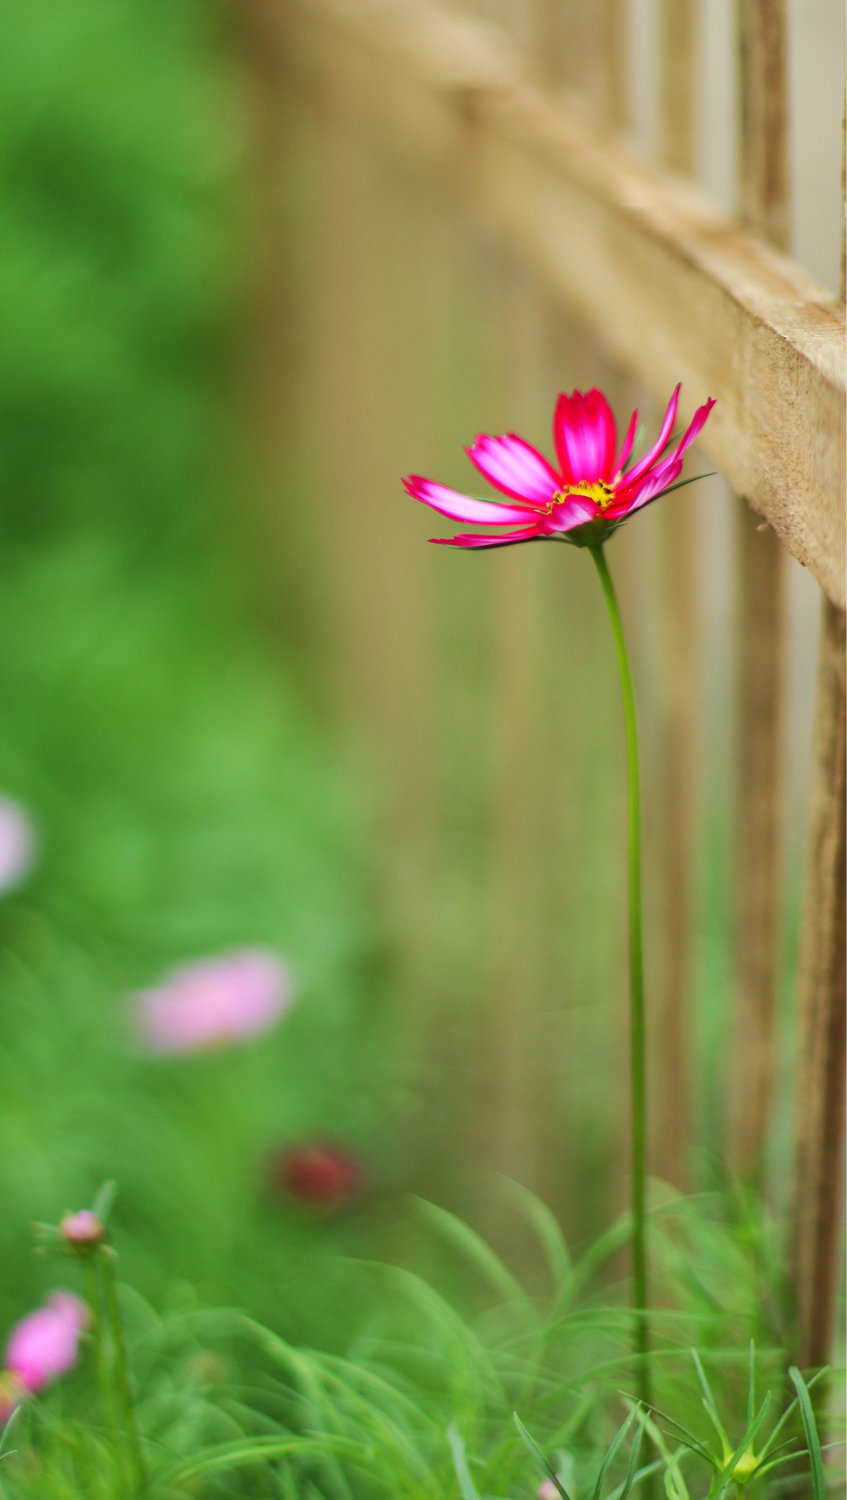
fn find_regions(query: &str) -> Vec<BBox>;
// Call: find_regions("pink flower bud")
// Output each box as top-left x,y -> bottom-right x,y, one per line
5,1292 -> 88,1395
60,1211 -> 106,1249
134,949 -> 294,1054
538,1482 -> 564,1500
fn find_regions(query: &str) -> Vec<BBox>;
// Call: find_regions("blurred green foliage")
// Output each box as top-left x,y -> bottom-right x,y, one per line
0,0 -> 398,1338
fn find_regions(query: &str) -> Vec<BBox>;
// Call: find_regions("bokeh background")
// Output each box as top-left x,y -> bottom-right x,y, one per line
0,0 -> 842,1353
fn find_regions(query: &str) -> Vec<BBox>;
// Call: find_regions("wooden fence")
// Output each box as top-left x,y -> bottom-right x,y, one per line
242,0 -> 845,1368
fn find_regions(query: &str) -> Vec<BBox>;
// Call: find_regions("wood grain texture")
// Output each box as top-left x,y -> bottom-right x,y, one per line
282,0 -> 846,606
648,0 -> 702,1192
738,0 -> 790,248
660,0 -> 698,175
729,0 -> 789,1176
730,515 -> 786,1172
789,599 -> 846,1368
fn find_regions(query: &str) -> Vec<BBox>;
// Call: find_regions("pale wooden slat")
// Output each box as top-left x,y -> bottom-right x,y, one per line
660,0 -> 697,175
789,598 -> 846,1368
730,517 -> 786,1171
788,100 -> 846,1371
283,0 -> 846,606
650,0 -> 701,1190
729,0 -> 789,1175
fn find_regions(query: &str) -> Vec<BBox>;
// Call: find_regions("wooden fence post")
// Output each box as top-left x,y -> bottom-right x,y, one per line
789,600 -> 846,1368
729,0 -> 789,1178
651,0 -> 700,1191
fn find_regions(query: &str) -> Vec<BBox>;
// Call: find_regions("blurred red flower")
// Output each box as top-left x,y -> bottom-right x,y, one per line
272,1144 -> 364,1210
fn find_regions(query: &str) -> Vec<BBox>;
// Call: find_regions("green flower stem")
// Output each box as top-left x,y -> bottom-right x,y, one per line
87,1257 -> 128,1498
99,1247 -> 148,1496
590,544 -> 651,1410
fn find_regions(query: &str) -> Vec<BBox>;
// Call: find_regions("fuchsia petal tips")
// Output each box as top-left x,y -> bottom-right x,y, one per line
466,433 -> 560,504
404,385 -> 714,549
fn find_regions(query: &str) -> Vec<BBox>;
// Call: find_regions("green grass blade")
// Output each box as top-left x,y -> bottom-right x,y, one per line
789,1367 -> 825,1500
757,1365 -> 828,1460
498,1178 -> 573,1296
447,1426 -> 483,1500
617,1411 -> 645,1500
513,1414 -> 572,1499
414,1198 -> 530,1311
691,1349 -> 731,1451
592,1405 -> 639,1499
746,1340 -> 755,1429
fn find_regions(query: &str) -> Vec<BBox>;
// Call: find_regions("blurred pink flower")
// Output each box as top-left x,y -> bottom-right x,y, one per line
60,1210 -> 106,1248
0,797 -> 36,893
135,949 -> 293,1054
403,384 -> 714,549
537,1481 -> 564,1500
4,1292 -> 88,1399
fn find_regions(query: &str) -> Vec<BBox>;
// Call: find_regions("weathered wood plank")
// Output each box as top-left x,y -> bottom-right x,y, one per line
729,0 -> 789,1176
789,599 -> 846,1368
788,100 -> 846,1372
283,0 -> 846,606
650,0 -> 701,1190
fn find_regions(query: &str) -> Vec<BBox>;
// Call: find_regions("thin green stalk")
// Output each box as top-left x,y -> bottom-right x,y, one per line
590,544 -> 651,1411
87,1258 -> 128,1498
99,1248 -> 148,1496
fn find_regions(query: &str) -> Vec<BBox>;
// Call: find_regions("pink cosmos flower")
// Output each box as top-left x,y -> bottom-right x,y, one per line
403,384 -> 715,549
0,797 -> 36,893
134,948 -> 293,1054
3,1292 -> 88,1400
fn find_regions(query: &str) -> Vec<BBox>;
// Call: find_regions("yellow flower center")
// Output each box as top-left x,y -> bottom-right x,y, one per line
551,479 -> 616,512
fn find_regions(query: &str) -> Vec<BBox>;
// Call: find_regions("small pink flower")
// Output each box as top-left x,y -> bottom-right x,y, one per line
272,1143 -> 364,1210
0,797 -> 36,893
4,1292 -> 88,1396
135,949 -> 294,1054
403,384 -> 715,549
61,1210 -> 106,1248
538,1482 -> 564,1500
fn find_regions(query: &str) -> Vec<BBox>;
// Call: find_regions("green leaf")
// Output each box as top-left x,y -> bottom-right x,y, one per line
447,1426 -> 483,1500
789,1367 -> 826,1500
497,1177 -> 573,1296
691,1349 -> 731,1453
413,1198 -> 530,1310
592,1405 -> 639,1499
711,1391 -> 772,1497
618,1413 -> 645,1500
513,1414 -> 572,1499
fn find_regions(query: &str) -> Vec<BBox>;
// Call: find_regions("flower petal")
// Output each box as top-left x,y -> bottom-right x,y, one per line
610,456 -> 683,517
614,409 -> 639,474
465,434 -> 559,504
663,396 -> 716,464
611,396 -> 715,516
545,495 -> 598,532
619,384 -> 680,487
553,389 -> 617,483
403,476 -> 539,527
431,525 -> 542,548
